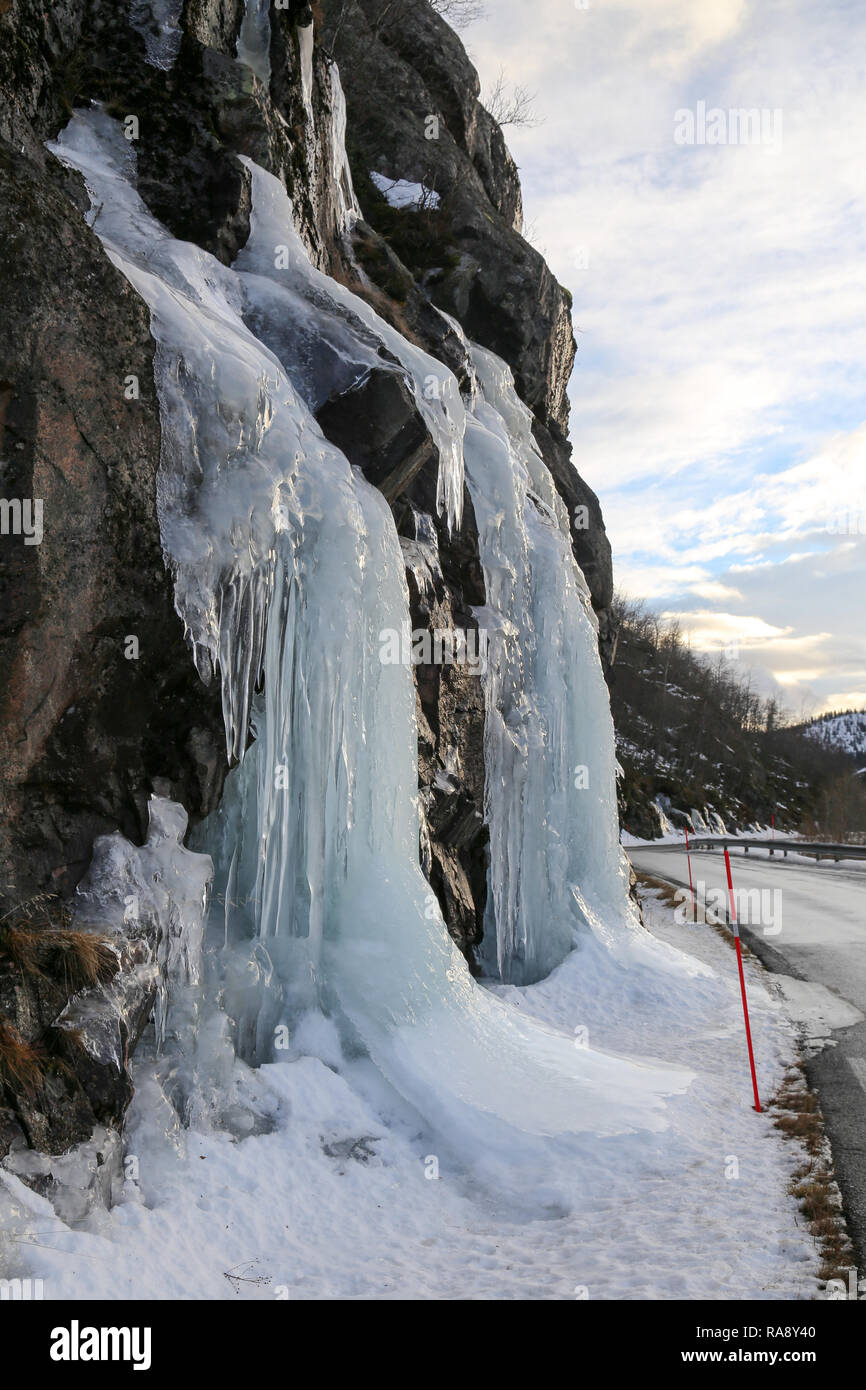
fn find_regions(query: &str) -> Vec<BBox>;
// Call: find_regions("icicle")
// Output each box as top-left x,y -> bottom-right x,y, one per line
298,22 -> 315,122
236,0 -> 271,85
400,508 -> 441,608
325,59 -> 361,233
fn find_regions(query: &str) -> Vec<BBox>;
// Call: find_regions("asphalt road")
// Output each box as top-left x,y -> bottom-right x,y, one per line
630,842 -> 866,1280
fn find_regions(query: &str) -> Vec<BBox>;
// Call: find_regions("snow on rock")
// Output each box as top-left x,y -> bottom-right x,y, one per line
369,172 -> 441,210
803,709 -> 866,760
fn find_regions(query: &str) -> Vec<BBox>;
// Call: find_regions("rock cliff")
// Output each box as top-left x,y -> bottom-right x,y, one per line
0,0 -> 615,1157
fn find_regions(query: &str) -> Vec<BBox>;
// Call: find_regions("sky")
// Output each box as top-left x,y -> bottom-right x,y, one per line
459,0 -> 866,719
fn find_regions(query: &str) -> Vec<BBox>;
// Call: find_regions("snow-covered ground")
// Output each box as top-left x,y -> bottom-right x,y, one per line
0,890 -> 822,1301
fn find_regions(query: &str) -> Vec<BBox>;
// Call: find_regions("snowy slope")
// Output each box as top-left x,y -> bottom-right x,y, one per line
803,710 -> 866,761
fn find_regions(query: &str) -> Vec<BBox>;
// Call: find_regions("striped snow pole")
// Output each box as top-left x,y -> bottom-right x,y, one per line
684,826 -> 696,921
724,848 -> 762,1112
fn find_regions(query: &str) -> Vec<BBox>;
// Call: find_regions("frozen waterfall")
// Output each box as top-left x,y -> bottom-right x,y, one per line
48,106 -> 689,1181
462,342 -> 630,983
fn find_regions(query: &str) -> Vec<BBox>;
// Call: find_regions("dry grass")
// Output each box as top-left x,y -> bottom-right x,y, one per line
634,870 -> 681,909
769,1065 -> 855,1285
0,1020 -> 44,1096
327,259 -> 421,344
0,921 -> 117,996
635,871 -> 756,958
0,895 -> 119,1108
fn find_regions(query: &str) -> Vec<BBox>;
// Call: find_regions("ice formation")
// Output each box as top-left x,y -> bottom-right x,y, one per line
128,0 -> 184,70
47,101 -> 693,1200
236,0 -> 272,85
61,797 -> 212,1060
461,341 -> 630,982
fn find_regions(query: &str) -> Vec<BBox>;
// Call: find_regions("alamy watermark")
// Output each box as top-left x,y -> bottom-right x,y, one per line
675,101 -> 783,150
378,622 -> 488,675
0,497 -> 43,545
675,881 -> 783,936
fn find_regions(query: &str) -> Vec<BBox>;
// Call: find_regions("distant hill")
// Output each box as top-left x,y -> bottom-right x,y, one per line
801,710 -> 866,764
610,597 -> 866,839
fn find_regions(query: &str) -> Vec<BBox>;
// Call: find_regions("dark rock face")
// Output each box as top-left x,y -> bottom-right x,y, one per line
0,142 -> 227,908
395,469 -> 489,962
317,367 -> 437,501
0,925 -> 135,1158
0,3 -> 229,1153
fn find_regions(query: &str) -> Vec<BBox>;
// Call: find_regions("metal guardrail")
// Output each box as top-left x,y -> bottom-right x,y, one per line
633,837 -> 866,863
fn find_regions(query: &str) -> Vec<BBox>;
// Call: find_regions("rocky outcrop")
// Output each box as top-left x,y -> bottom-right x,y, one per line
317,366 -> 437,501
321,0 -> 614,646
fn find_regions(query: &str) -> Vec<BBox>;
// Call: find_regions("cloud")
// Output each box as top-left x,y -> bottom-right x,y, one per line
460,0 -> 866,719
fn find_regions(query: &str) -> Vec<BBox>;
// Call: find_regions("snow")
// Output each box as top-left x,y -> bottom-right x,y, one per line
765,977 -> 863,1053
369,172 -> 441,210
0,888 -> 821,1298
802,708 -> 866,760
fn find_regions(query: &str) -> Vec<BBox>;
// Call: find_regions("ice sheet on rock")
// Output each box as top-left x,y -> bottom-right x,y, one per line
62,797 -> 212,1061
129,0 -> 184,70
51,113 -> 460,767
462,343 -> 634,983
234,158 -> 463,533
326,61 -> 361,234
2,1127 -> 123,1226
236,0 -> 271,85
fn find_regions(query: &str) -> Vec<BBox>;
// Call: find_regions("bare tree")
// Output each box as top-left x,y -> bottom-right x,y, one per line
483,67 -> 544,128
429,0 -> 487,26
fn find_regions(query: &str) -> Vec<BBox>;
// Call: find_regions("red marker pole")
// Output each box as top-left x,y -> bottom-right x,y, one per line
684,826 -> 696,922
724,848 -> 762,1112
